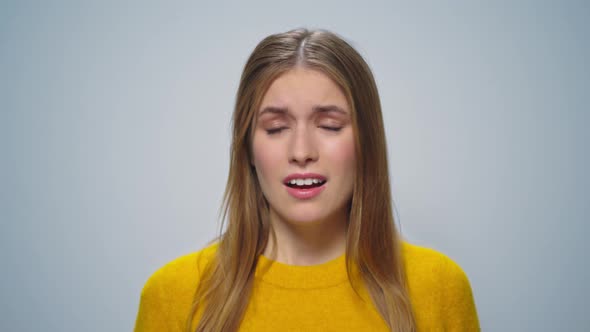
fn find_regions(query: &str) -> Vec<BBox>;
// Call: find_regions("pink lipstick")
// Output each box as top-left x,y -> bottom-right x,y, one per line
283,173 -> 327,200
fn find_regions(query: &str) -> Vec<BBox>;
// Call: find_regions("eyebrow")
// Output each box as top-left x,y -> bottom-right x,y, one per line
258,105 -> 349,117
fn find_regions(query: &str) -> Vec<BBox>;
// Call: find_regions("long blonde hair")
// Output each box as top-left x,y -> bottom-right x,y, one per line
188,28 -> 416,332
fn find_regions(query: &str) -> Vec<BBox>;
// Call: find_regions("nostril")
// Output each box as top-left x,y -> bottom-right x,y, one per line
290,156 -> 316,165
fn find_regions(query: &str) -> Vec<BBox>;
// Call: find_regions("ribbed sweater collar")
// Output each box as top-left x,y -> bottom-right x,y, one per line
254,253 -> 349,289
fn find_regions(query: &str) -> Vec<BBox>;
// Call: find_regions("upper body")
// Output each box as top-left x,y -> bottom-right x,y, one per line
135,28 -> 480,332
134,241 -> 480,331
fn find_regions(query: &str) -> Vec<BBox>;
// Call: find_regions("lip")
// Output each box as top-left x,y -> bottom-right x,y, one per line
283,173 -> 327,200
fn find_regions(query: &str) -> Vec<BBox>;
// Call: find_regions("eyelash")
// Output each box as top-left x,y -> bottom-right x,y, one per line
266,127 -> 287,135
265,126 -> 342,135
321,126 -> 342,132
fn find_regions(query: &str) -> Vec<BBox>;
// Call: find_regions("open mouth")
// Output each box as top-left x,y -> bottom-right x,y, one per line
284,179 -> 327,189
283,174 -> 327,199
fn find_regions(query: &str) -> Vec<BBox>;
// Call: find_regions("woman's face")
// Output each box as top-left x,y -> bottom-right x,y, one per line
251,67 -> 356,226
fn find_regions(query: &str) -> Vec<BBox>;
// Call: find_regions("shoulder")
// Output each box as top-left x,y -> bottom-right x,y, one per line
401,241 -> 467,281
401,241 -> 473,295
135,243 -> 220,330
140,242 -> 219,298
401,241 -> 480,330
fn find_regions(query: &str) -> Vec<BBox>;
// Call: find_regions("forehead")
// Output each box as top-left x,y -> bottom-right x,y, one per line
258,68 -> 350,115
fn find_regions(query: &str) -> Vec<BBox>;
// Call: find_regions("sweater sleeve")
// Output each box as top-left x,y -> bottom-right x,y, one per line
134,270 -> 172,332
440,255 -> 480,331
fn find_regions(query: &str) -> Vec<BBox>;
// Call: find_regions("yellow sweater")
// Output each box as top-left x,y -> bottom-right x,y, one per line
134,242 -> 479,331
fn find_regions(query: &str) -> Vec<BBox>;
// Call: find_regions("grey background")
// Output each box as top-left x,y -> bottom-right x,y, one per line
2,1 -> 588,331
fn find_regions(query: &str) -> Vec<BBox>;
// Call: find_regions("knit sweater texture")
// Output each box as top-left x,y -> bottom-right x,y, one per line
134,242 -> 479,331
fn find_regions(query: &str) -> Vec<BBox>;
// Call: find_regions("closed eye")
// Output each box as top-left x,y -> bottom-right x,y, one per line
266,127 -> 287,135
320,126 -> 342,132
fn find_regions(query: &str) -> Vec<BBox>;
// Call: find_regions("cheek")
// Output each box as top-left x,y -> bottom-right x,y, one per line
326,135 -> 356,173
252,136 -> 282,180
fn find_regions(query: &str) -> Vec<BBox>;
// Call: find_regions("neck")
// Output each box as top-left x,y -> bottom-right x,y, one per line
263,209 -> 347,266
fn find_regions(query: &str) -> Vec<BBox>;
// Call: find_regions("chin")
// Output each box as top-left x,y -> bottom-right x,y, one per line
282,209 -> 333,225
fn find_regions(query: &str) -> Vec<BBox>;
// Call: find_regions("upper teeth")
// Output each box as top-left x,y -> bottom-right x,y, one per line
289,178 -> 323,186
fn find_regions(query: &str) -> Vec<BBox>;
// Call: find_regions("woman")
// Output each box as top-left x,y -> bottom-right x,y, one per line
135,28 -> 479,332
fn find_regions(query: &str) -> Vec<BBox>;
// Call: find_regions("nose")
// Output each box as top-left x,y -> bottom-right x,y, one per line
288,125 -> 318,166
